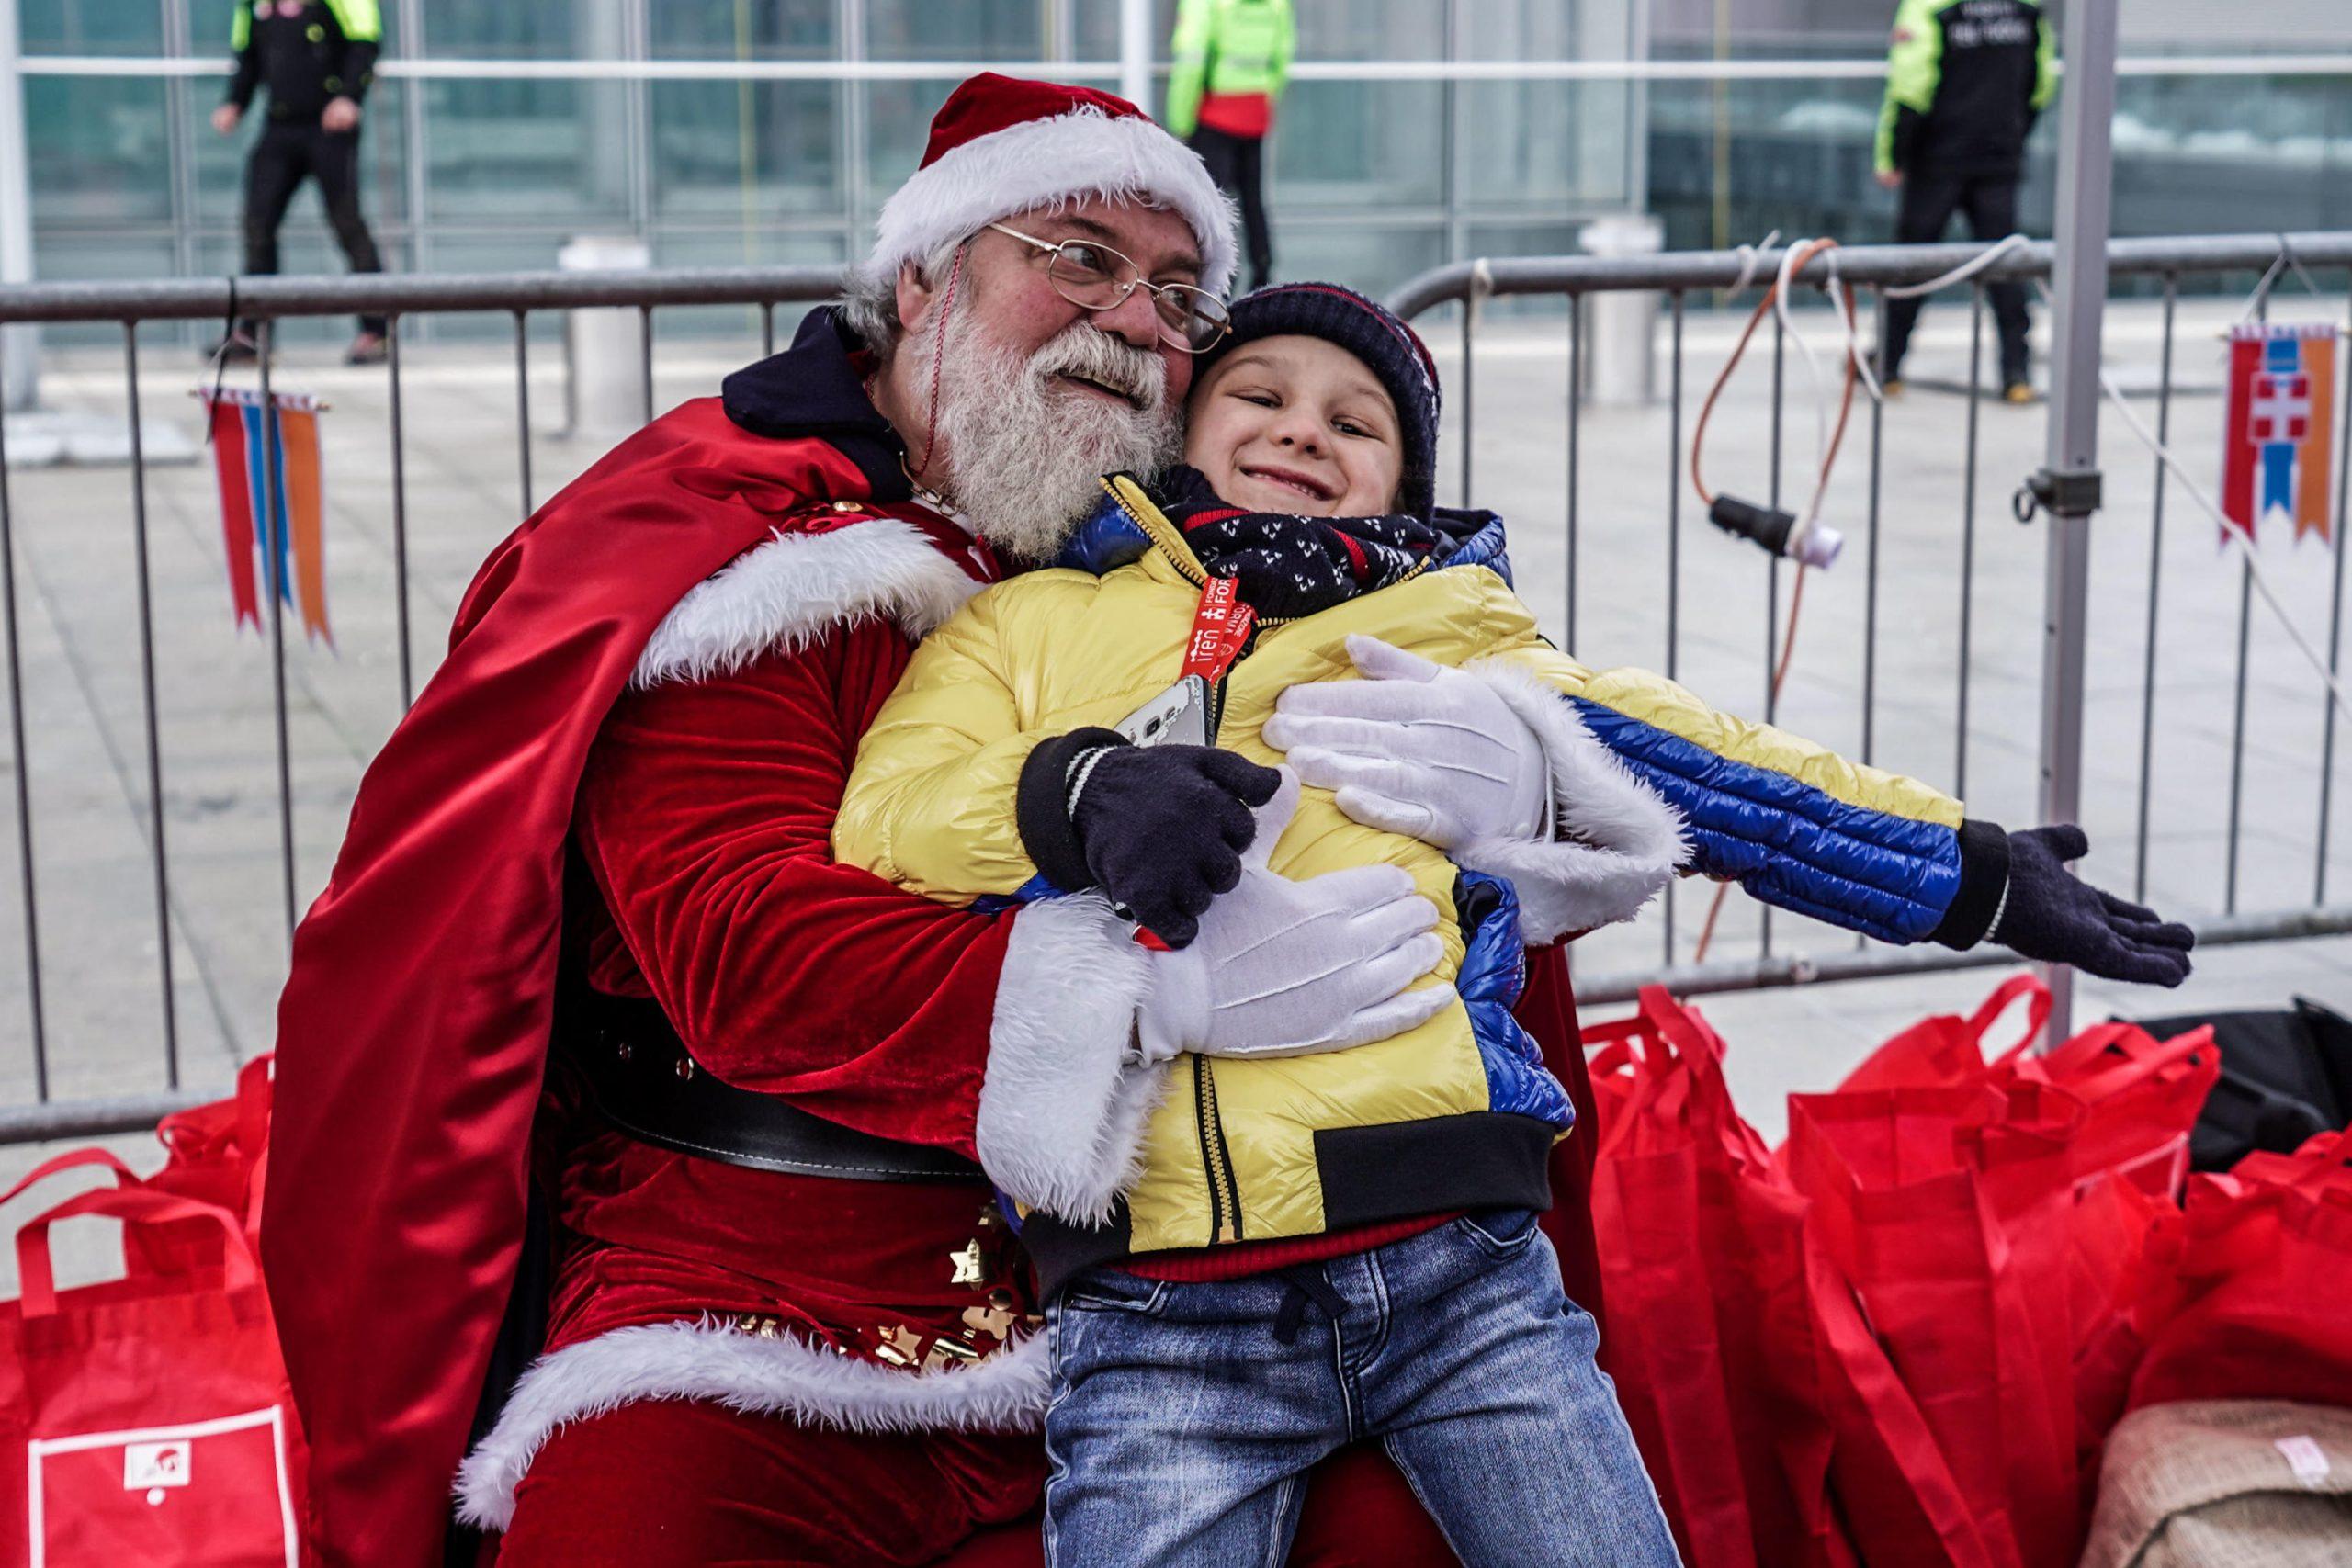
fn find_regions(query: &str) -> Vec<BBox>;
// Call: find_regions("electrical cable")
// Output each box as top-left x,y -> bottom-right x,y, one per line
1691,238 -> 1865,547
1883,231 -> 2032,299
1685,236 -> 1864,963
1727,229 -> 1781,296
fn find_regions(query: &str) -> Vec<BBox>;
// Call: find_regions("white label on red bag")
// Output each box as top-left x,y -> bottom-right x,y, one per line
2278,1435 -> 2332,1488
122,1439 -> 191,1490
29,1405 -> 298,1568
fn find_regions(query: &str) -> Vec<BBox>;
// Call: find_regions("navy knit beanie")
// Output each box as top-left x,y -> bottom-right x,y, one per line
1197,281 -> 1443,518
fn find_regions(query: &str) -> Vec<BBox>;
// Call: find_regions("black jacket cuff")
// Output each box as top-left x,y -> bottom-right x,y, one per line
1890,107 -> 1925,173
1016,728 -> 1128,895
1930,818 -> 2010,950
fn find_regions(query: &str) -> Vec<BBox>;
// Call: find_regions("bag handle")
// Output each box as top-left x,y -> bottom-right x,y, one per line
1580,1011 -> 1653,1049
2046,1023 -> 2213,1101
1970,974 -> 2052,1066
0,1146 -> 140,1210
1639,985 -> 1726,1067
17,1186 -> 257,1318
2036,1020 -> 2141,1077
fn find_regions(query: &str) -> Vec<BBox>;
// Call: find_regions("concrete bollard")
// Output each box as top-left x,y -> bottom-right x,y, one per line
1578,214 -> 1663,407
560,235 -> 652,437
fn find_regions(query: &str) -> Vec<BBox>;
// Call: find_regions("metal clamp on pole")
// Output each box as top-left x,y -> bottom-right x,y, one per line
2014,465 -> 2104,525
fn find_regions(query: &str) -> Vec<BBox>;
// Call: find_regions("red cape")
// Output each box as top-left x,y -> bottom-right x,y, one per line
263,397 -> 890,1566
1524,944 -> 1605,1332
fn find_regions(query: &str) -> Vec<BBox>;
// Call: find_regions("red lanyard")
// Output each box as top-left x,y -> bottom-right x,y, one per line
1182,574 -> 1256,685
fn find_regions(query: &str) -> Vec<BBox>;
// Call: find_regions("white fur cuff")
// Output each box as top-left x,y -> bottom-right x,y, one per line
978,892 -> 1163,1225
454,1319 -> 1049,1530
1456,661 -> 1689,944
633,517 -> 983,688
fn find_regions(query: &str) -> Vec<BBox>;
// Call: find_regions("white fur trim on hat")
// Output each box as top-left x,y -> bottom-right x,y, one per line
632,516 -> 984,689
871,106 -> 1238,299
1453,660 -> 1690,945
978,891 -> 1164,1225
454,1318 -> 1049,1529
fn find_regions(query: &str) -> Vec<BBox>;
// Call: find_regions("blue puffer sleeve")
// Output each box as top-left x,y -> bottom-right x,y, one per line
1559,668 -> 2007,949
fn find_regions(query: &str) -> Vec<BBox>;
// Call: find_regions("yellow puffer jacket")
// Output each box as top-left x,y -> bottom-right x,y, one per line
836,479 -> 1994,1291
835,479 -> 1678,1288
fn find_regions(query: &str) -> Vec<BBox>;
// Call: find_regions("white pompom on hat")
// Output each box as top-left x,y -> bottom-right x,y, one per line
868,73 -> 1238,299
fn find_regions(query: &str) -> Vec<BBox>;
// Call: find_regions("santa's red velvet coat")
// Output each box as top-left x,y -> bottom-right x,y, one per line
263,308 -> 1604,1566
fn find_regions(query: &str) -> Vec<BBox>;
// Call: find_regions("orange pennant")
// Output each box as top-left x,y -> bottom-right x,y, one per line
277,406 -> 332,645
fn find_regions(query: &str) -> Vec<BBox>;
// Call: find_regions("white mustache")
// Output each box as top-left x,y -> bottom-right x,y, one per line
1027,324 -> 1165,411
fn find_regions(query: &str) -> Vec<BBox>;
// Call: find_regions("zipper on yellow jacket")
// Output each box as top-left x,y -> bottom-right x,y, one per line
1096,474 -> 1436,1248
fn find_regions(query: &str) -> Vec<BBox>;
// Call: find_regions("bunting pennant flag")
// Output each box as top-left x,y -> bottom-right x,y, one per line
2222,321 -> 2338,545
202,396 -> 262,630
198,388 -> 333,643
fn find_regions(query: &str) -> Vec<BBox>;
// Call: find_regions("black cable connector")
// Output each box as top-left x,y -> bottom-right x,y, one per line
1706,494 -> 1843,569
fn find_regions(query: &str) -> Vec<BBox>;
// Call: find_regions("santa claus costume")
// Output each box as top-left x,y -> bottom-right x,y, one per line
262,73 -> 1605,1566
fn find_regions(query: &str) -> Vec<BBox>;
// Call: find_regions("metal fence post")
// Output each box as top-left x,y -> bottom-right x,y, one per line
2029,0 -> 2122,1043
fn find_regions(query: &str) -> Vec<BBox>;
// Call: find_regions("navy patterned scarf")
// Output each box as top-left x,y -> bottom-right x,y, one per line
1154,465 -> 1442,620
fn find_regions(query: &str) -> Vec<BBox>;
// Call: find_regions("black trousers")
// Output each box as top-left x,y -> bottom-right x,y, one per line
1190,127 -> 1273,290
1880,168 -> 2031,388
243,118 -> 386,336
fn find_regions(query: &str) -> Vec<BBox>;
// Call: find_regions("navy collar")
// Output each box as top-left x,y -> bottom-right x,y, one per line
720,307 -> 911,503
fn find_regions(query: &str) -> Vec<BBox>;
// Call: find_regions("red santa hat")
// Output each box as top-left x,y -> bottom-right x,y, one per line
868,73 -> 1238,299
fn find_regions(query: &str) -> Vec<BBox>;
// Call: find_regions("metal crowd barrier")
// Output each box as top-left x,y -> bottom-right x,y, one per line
1388,232 -> 2352,1006
0,236 -> 2347,1141
0,265 -> 842,1142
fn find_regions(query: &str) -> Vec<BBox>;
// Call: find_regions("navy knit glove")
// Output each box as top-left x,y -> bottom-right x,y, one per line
1016,728 -> 1281,948
1993,825 -> 2195,987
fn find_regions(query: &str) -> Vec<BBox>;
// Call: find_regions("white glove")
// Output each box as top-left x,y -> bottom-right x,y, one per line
1262,635 -> 1549,851
1136,770 -> 1456,1066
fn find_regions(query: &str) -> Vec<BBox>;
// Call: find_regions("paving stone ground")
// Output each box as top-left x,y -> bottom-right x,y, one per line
2,289 -> 2347,1283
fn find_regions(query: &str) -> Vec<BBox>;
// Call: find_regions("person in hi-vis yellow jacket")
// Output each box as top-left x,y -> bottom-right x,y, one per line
1874,0 -> 2054,400
1167,0 -> 1293,288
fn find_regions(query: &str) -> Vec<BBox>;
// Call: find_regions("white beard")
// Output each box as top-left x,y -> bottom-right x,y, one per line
922,303 -> 1182,563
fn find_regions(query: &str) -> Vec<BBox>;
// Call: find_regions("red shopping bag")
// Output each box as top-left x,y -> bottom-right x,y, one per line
1588,989 -> 1851,1568
0,1173 -> 308,1566
1951,1082 -> 2095,1568
134,1055 -> 275,1280
1836,975 -> 2049,1095
2230,1126 -> 2352,1196
2127,1130 -> 2352,1413
2065,1173 -> 2173,1487
2020,1022 -> 2217,1201
1586,997 -> 1757,1568
1837,978 -> 2217,1204
1801,1224 -> 1994,1568
1790,1086 -> 2080,1568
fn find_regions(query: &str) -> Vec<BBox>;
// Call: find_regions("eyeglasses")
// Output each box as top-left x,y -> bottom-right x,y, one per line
985,223 -> 1231,353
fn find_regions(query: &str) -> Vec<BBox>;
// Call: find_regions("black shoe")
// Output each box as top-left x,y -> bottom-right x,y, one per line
209,332 -> 260,365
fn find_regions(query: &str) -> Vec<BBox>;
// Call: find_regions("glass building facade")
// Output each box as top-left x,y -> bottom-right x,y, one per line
15,0 -> 2352,336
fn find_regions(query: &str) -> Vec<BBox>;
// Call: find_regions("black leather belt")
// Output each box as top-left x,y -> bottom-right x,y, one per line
559,992 -> 985,1184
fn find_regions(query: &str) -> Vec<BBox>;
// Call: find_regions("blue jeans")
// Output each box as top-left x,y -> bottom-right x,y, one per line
1041,1210 -> 1683,1567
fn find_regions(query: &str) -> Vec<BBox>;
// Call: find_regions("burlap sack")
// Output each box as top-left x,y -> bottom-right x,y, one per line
2080,1399 -> 2352,1568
